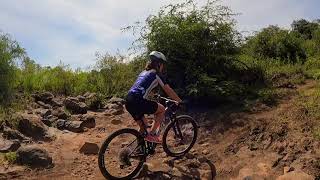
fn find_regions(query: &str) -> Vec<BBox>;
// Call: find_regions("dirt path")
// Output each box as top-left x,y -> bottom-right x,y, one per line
2,80 -> 320,180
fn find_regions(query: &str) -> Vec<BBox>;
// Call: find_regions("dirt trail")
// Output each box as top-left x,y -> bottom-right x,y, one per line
2,80 -> 320,179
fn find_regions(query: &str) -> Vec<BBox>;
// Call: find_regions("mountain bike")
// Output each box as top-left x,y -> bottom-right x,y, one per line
98,95 -> 198,179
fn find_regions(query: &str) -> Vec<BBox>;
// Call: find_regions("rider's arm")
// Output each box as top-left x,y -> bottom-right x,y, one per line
156,74 -> 182,103
162,84 -> 182,103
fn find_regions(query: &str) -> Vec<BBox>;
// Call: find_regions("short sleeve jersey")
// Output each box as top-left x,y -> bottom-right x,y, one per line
128,69 -> 167,99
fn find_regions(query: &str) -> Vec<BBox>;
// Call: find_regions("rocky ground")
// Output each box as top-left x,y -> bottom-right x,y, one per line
0,81 -> 319,180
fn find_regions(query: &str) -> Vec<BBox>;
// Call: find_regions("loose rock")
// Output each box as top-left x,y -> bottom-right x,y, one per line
108,97 -> 125,105
31,92 -> 54,104
85,93 -> 103,110
50,99 -> 63,107
79,142 -> 99,155
18,113 -> 52,141
56,119 -> 66,130
77,95 -> 86,102
0,137 -> 20,153
80,115 -> 96,128
16,146 -> 53,168
2,125 -> 29,141
64,97 -> 87,114
64,121 -> 84,133
36,101 -> 52,109
52,108 -> 69,120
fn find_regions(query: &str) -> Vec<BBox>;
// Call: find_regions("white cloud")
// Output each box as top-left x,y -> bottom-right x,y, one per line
0,0 -> 317,68
223,0 -> 309,34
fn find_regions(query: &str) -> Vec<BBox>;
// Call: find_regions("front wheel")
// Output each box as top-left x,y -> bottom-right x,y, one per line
162,115 -> 198,157
98,128 -> 146,180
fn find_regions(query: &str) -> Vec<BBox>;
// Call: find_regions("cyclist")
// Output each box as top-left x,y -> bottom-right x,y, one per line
125,51 -> 182,143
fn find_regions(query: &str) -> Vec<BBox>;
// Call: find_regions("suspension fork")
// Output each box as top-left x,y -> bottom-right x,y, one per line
170,114 -> 184,141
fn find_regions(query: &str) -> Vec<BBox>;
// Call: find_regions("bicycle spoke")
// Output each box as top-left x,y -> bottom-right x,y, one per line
163,116 -> 197,156
175,121 -> 184,141
99,130 -> 145,179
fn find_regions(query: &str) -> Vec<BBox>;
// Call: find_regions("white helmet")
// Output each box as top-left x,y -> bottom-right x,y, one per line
149,51 -> 167,63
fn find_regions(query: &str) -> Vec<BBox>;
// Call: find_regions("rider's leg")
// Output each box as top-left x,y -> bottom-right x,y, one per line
149,103 -> 165,134
144,103 -> 165,143
136,116 -> 148,133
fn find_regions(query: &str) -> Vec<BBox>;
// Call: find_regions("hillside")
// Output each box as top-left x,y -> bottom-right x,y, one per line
1,1 -> 320,180
0,79 -> 319,180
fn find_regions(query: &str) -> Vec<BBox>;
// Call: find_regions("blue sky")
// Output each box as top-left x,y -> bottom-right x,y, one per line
0,0 -> 319,69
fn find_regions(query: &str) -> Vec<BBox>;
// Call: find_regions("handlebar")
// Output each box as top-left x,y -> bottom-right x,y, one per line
154,94 -> 187,112
156,95 -> 179,104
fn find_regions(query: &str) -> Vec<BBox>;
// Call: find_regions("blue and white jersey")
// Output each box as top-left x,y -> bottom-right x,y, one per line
128,69 -> 167,99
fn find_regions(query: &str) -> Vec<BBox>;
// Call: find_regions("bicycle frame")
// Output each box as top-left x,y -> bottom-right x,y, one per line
126,96 -> 180,158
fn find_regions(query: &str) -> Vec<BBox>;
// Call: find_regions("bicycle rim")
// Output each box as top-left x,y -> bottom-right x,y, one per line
98,128 -> 146,179
163,115 -> 198,157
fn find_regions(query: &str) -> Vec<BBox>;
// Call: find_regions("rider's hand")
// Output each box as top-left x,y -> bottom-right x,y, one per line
175,100 -> 181,106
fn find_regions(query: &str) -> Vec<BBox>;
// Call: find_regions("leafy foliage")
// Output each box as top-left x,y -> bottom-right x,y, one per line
243,26 -> 307,63
0,33 -> 25,105
4,152 -> 17,164
291,19 -> 320,40
2,1 -> 320,109
127,0 -> 259,103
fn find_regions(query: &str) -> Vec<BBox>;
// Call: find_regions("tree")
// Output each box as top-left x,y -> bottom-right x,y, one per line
0,33 -> 25,105
291,19 -> 320,40
244,25 -> 306,63
127,0 -> 245,102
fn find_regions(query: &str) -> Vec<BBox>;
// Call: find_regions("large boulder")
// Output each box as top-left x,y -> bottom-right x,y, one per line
56,117 -> 95,132
56,119 -> 67,130
64,97 -> 87,114
18,113 -> 52,141
34,108 -> 52,118
31,92 -> 54,104
79,115 -> 96,128
64,121 -> 84,133
42,115 -> 59,127
16,146 -> 53,168
2,125 -> 29,141
52,107 -> 69,120
0,137 -> 20,153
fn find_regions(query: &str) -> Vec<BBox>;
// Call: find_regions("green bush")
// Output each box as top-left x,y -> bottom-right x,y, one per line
291,19 -> 320,40
0,33 -> 25,105
126,0 -> 261,103
94,53 -> 137,97
244,26 -> 306,63
4,152 -> 17,164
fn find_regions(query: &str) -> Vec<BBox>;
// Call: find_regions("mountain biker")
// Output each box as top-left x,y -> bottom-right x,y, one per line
125,51 -> 182,144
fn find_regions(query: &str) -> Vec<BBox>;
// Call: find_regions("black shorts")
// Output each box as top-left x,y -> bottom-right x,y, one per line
125,93 -> 158,121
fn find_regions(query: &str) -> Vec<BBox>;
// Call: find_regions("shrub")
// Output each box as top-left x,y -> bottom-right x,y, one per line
4,152 -> 17,164
0,33 -> 25,105
126,0 -> 260,103
244,26 -> 306,63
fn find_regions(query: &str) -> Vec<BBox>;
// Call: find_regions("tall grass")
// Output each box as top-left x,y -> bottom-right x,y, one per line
15,54 -> 142,98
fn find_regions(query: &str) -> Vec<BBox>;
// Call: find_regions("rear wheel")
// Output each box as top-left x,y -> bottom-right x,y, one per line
162,115 -> 198,157
98,128 -> 146,180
